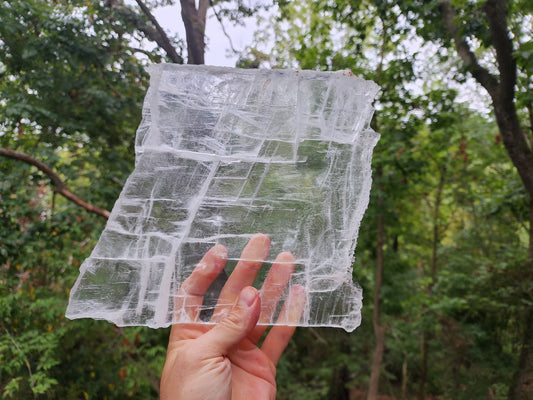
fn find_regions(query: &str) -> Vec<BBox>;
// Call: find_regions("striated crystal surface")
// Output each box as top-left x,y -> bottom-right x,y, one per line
66,64 -> 380,332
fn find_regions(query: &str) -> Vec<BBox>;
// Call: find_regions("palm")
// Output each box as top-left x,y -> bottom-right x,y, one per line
160,234 -> 306,400
171,325 -> 277,393
229,341 -> 277,399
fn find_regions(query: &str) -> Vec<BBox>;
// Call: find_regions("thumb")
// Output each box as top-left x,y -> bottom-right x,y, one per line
199,287 -> 261,355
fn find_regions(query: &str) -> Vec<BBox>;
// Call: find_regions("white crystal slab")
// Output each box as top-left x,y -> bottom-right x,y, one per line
66,64 -> 380,332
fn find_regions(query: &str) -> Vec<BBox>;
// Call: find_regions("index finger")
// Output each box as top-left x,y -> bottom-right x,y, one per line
172,244 -> 228,322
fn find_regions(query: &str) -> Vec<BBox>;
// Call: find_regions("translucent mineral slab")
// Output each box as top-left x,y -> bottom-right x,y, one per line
65,64 -> 380,332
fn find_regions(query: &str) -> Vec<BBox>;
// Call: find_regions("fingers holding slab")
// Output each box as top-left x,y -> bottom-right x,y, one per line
249,251 -> 296,343
174,244 -> 228,322
212,234 -> 271,321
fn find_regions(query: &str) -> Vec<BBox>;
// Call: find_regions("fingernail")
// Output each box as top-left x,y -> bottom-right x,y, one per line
238,287 -> 257,307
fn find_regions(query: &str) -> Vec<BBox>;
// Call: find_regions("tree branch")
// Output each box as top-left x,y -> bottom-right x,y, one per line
210,1 -> 238,54
440,0 -> 533,198
198,0 -> 209,23
0,148 -> 110,219
180,0 -> 207,64
106,0 -> 183,64
129,46 -> 161,62
4,328 -> 34,388
134,0 -> 183,64
484,0 -> 516,105
440,0 -> 499,95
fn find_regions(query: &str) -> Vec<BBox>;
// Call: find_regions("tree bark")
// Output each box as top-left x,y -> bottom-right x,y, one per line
135,0 -> 183,63
0,148 -> 110,219
484,0 -> 533,198
441,0 -> 533,198
401,355 -> 408,400
508,306 -> 533,400
180,0 -> 209,64
430,169 -> 445,283
106,0 -> 183,63
367,198 -> 386,400
418,334 -> 428,400
419,168 -> 445,400
327,364 -> 351,400
367,20 -> 389,399
368,324 -> 386,400
509,201 -> 533,400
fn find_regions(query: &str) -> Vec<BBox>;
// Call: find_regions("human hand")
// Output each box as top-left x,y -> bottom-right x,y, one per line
160,234 -> 307,400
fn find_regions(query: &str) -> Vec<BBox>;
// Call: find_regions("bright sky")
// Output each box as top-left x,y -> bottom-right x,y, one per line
149,2 -> 259,67
127,1 -> 489,114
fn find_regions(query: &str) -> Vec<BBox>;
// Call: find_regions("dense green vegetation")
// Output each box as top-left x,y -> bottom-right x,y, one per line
1,0 -> 531,399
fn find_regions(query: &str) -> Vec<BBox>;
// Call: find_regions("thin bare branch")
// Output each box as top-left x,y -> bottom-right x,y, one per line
4,328 -> 34,387
440,0 -> 499,95
129,46 -> 161,62
309,328 -> 328,345
106,0 -> 183,63
210,1 -> 238,54
135,0 -> 183,63
0,148 -> 110,219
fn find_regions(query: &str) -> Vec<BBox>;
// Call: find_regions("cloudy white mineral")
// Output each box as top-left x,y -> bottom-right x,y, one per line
65,64 -> 380,332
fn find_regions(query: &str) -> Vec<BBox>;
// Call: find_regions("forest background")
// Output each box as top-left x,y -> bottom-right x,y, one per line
1,0 -> 532,399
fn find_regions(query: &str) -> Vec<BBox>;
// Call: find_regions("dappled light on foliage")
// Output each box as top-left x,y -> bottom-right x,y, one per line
1,0 -> 532,399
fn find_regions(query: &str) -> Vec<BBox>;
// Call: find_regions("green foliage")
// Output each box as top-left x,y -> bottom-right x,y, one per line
244,0 -> 532,398
1,0 -> 532,398
0,1 -> 176,398
0,166 -> 169,398
0,0 -> 148,143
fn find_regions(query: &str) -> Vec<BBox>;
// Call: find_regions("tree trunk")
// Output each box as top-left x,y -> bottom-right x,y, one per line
367,20 -> 389,400
180,0 -> 208,64
430,170 -> 445,283
328,364 -> 351,400
508,307 -> 533,400
508,202 -> 533,400
367,206 -> 385,400
0,148 -> 110,219
419,168 -> 445,400
418,334 -> 428,400
401,355 -> 408,400
368,324 -> 386,400
441,0 -> 533,198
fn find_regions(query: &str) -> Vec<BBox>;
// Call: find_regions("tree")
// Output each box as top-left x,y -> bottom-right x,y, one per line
3,0 -> 530,398
244,1 -> 425,397
245,0 -> 530,398
0,0 -> 272,397
0,0 -> 155,203
0,1 -> 170,397
179,0 -> 265,64
395,1 -> 533,397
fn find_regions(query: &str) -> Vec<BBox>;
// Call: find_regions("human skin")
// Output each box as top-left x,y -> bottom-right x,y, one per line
160,234 -> 307,400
